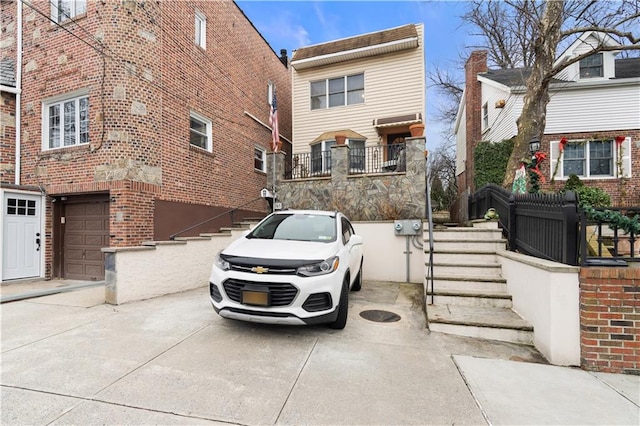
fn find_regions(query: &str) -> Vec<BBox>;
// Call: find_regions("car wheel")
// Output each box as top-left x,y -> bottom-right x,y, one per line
329,278 -> 349,329
351,259 -> 363,292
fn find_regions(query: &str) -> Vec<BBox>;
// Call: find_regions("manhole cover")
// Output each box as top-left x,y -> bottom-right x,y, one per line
359,309 -> 401,323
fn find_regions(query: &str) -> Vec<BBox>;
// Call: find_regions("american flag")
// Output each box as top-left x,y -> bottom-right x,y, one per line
269,89 -> 279,152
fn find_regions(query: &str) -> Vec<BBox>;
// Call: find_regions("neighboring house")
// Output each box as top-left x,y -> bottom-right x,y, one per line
456,31 -> 639,206
290,23 -> 425,171
0,0 -> 291,281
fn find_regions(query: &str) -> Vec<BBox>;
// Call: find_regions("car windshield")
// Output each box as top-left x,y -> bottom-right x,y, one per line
248,213 -> 337,242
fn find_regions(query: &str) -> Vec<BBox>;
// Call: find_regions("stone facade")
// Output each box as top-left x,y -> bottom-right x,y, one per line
268,137 -> 427,220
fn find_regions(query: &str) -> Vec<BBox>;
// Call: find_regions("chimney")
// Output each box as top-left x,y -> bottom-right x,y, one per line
464,50 -> 488,192
279,49 -> 288,68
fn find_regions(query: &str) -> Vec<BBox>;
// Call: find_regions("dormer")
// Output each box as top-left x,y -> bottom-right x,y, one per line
554,32 -> 621,82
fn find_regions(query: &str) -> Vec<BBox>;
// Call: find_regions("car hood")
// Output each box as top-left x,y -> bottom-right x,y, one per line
222,237 -> 338,261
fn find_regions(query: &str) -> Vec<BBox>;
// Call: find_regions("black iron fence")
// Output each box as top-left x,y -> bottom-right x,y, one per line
284,143 -> 406,179
469,184 -> 639,266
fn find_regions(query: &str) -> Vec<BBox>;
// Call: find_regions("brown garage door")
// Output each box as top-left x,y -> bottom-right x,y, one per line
63,198 -> 110,280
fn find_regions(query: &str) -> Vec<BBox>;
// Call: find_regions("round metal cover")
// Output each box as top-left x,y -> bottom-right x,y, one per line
359,309 -> 401,323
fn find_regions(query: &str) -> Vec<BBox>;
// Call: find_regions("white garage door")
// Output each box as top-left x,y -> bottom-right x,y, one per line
3,193 -> 42,280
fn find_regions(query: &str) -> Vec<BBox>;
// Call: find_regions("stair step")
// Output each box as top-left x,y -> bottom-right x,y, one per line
427,304 -> 534,345
429,293 -> 513,308
428,228 -> 503,241
431,263 -> 503,278
428,250 -> 497,263
471,220 -> 499,229
429,240 -> 506,251
426,276 -> 507,293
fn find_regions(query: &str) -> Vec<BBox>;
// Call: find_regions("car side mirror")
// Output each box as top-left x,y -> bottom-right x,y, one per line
350,234 -> 363,245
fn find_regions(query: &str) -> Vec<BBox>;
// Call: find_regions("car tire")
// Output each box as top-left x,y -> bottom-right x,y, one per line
351,259 -> 363,292
329,278 -> 349,330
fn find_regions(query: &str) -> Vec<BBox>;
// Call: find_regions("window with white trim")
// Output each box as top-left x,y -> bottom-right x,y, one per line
51,0 -> 86,23
43,94 -> 89,150
311,140 -> 335,173
310,73 -> 364,110
190,112 -> 212,151
550,138 -> 632,179
579,53 -> 603,79
254,146 -> 266,172
482,102 -> 489,129
195,9 -> 206,49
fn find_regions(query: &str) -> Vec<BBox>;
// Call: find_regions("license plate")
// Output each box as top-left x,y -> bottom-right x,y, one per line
242,290 -> 270,306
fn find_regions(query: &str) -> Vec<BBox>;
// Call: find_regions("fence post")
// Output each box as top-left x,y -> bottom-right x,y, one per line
508,194 -> 516,251
563,190 -> 579,266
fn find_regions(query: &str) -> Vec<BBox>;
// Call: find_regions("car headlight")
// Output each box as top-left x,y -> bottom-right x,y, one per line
215,253 -> 230,271
297,256 -> 339,277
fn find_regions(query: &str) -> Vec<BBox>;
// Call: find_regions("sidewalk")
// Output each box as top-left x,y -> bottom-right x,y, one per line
1,280 -> 638,425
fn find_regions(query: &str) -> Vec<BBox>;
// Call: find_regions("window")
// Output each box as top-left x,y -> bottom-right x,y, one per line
190,112 -> 212,151
552,137 -> 631,180
195,10 -> 206,49
254,146 -> 266,172
6,198 -> 36,216
311,140 -> 335,174
44,95 -> 89,150
310,73 -> 364,110
482,102 -> 489,129
51,0 -> 86,23
580,53 -> 603,78
348,140 -> 366,172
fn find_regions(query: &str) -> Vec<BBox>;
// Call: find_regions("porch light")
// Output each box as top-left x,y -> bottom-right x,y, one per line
529,136 -> 541,154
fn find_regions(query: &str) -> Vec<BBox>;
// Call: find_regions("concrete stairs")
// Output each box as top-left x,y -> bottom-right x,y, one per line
424,220 -> 534,345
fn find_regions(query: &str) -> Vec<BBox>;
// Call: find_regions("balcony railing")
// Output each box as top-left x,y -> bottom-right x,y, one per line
284,143 -> 406,179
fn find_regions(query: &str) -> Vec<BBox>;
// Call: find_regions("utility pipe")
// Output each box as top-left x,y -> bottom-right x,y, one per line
14,0 -> 23,185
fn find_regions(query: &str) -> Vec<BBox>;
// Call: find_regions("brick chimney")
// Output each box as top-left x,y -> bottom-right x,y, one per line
463,50 -> 488,193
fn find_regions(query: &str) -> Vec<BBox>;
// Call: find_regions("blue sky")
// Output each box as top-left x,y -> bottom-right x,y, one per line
236,1 -> 475,148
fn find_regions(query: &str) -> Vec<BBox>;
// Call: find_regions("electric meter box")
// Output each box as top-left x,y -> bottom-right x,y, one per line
394,219 -> 423,235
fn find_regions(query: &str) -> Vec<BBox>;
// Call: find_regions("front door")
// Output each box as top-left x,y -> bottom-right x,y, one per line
62,198 -> 110,280
2,193 -> 42,280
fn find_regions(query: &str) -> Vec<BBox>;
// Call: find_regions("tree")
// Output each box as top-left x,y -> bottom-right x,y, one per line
501,0 -> 640,187
428,142 -> 458,211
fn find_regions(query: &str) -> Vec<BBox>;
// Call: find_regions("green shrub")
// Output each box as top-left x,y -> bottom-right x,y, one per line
575,186 -> 611,208
474,139 -> 515,189
563,174 -> 584,191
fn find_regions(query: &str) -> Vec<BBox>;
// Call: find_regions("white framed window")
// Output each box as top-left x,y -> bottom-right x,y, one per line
550,138 -> 632,179
195,9 -> 207,49
254,146 -> 266,172
310,140 -> 335,173
50,0 -> 87,23
579,53 -> 603,79
310,73 -> 364,110
190,112 -> 212,152
43,94 -> 89,150
348,140 -> 366,172
482,102 -> 489,130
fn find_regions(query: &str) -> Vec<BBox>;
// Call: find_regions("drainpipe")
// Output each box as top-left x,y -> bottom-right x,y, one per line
15,0 -> 22,185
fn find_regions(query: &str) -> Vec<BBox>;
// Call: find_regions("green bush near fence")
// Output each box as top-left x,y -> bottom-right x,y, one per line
474,139 -> 515,189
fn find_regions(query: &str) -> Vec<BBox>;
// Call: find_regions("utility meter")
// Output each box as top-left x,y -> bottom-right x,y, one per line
394,219 -> 423,235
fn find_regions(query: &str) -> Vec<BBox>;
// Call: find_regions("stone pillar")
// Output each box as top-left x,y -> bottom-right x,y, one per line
331,144 -> 349,184
266,151 -> 285,191
405,136 -> 427,218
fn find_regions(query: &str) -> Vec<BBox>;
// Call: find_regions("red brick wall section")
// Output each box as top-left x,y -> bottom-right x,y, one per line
462,50 -> 488,195
541,130 -> 640,206
0,92 -> 16,184
580,267 -> 640,375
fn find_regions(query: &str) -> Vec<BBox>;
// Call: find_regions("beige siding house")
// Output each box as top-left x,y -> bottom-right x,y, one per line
290,24 -> 425,156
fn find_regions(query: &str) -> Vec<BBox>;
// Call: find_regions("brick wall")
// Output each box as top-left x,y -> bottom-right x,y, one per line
580,267 -> 639,375
17,1 -> 290,277
1,0 -> 17,184
461,51 -> 487,195
541,130 -> 640,206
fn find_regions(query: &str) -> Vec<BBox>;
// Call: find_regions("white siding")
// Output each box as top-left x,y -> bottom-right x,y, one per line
546,84 -> 640,133
481,82 -> 518,142
455,106 -> 466,176
292,24 -> 425,152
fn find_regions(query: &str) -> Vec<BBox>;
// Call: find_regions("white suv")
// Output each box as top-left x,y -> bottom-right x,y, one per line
209,210 -> 364,329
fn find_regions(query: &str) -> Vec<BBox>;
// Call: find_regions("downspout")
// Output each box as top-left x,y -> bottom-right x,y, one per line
15,0 -> 22,185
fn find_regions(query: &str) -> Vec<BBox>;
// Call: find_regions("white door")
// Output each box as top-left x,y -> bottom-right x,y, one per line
3,193 -> 42,280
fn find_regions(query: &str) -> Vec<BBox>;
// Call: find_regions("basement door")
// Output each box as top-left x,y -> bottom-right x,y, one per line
62,198 -> 110,280
2,192 -> 42,280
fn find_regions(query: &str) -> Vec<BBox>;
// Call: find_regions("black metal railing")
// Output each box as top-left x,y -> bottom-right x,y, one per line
579,207 -> 639,265
285,151 -> 332,179
469,184 -> 639,266
169,197 -> 266,240
284,143 -> 406,179
469,184 -> 579,265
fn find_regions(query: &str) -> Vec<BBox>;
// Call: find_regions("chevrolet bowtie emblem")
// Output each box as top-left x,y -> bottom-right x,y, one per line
251,266 -> 269,274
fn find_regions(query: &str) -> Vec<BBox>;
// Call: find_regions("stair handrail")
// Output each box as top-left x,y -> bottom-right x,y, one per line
425,158 -> 435,305
169,197 -> 266,240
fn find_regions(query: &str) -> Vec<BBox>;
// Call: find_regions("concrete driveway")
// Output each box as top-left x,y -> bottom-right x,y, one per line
1,280 -> 636,425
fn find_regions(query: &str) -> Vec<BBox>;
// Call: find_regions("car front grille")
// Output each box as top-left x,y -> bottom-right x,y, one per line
302,293 -> 333,312
223,279 -> 298,306
229,264 -> 297,275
